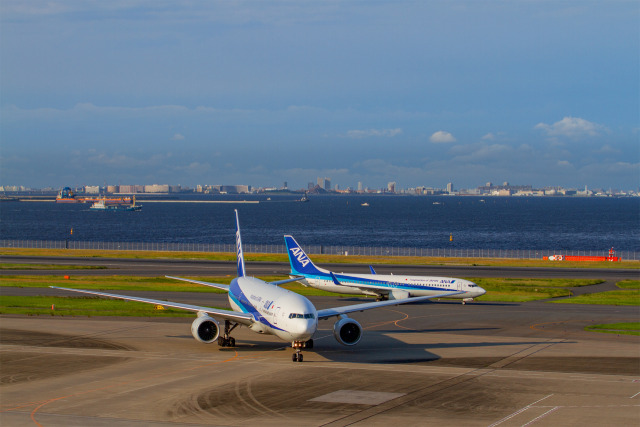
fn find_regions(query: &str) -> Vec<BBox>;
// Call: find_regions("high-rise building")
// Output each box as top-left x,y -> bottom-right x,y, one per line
446,182 -> 454,193
357,181 -> 363,192
387,182 -> 396,193
317,177 -> 331,191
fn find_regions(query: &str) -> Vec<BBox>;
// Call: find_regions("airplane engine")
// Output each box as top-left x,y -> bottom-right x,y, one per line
191,314 -> 220,343
333,317 -> 362,346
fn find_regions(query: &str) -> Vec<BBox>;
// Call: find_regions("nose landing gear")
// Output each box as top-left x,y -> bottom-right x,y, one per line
292,339 -> 314,362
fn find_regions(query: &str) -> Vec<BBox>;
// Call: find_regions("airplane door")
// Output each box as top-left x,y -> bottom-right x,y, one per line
274,306 -> 281,325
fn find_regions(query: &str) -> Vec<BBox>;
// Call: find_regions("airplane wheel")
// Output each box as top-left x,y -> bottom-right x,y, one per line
218,337 -> 226,347
229,337 -> 236,347
292,353 -> 298,362
298,354 -> 303,362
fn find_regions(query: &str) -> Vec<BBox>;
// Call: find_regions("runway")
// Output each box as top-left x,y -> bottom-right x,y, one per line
1,256 -> 639,425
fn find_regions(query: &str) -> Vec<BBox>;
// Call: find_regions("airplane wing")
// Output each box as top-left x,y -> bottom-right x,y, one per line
50,286 -> 255,325
316,290 -> 464,320
165,275 -> 230,291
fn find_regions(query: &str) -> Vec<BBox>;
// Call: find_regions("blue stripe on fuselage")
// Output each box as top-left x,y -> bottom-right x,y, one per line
302,272 -> 456,292
229,279 -> 285,331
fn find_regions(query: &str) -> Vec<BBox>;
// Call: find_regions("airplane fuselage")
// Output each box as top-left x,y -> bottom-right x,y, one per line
228,276 -> 317,342
296,273 -> 485,299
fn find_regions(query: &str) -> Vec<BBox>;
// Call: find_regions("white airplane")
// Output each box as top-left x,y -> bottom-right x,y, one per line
52,210 -> 463,362
284,235 -> 486,304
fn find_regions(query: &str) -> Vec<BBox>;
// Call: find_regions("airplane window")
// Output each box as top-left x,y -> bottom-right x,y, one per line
304,313 -> 315,319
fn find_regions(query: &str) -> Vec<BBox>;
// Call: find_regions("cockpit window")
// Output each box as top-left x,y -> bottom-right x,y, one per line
288,313 -> 315,319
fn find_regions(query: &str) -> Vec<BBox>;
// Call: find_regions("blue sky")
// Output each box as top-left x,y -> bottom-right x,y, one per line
1,1 -> 638,190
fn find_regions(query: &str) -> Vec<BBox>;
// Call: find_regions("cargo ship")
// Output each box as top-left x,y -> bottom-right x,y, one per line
56,187 -> 133,204
56,187 -> 82,203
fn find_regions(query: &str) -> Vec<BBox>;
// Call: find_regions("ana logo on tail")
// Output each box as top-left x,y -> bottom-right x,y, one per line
290,247 -> 310,267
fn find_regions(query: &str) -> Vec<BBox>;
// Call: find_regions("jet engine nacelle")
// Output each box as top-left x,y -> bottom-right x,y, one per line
333,316 -> 362,346
191,313 -> 220,343
388,289 -> 410,300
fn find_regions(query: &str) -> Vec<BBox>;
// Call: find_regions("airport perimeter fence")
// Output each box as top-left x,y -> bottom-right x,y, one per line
2,239 -> 638,261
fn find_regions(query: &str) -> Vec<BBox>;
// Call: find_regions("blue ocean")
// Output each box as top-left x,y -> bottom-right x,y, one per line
1,195 -> 638,253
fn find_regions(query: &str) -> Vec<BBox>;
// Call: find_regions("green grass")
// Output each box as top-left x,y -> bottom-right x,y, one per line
0,263 -> 107,270
1,275 -> 636,317
0,275 -> 230,293
0,274 -> 355,297
617,280 -> 640,289
0,295 -> 200,317
585,322 -> 640,336
552,290 -> 640,306
465,277 -> 604,302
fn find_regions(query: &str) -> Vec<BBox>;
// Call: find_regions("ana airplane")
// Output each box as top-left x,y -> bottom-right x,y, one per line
285,235 -> 486,304
52,210 -> 463,362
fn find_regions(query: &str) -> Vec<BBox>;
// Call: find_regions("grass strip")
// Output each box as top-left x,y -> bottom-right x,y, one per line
465,277 -> 603,302
617,280 -> 640,289
585,322 -> 640,336
0,263 -> 107,270
551,290 -> 640,306
0,295 -> 202,317
0,275 -> 355,297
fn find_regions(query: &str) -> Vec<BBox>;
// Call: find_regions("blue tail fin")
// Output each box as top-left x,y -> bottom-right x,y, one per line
234,210 -> 246,277
284,235 -> 327,276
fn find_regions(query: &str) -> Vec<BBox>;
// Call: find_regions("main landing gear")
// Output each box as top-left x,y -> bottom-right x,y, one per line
292,339 -> 314,362
217,320 -> 238,347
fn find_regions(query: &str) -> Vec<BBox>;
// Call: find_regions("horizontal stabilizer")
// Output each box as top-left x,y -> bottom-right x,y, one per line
269,276 -> 305,286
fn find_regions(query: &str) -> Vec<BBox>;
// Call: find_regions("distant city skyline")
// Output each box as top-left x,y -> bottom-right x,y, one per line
1,178 -> 637,196
1,2 -> 638,190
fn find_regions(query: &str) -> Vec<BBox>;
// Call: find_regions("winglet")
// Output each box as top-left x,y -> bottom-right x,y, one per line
235,209 -> 246,277
369,266 -> 376,274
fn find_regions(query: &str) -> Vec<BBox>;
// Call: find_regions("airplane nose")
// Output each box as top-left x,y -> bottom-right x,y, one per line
292,319 -> 317,339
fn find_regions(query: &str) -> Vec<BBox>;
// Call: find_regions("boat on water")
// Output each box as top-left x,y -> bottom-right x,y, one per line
90,195 -> 142,211
127,196 -> 142,211
361,202 -> 369,207
56,187 -> 82,203
299,192 -> 310,202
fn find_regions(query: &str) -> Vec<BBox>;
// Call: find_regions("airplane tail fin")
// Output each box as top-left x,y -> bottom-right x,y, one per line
284,235 -> 328,276
234,209 -> 246,277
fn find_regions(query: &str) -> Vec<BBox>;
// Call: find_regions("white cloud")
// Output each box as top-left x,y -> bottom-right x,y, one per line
535,117 -> 607,139
430,131 -> 456,143
345,128 -> 402,139
557,160 -> 572,167
482,132 -> 507,141
171,133 -> 185,141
